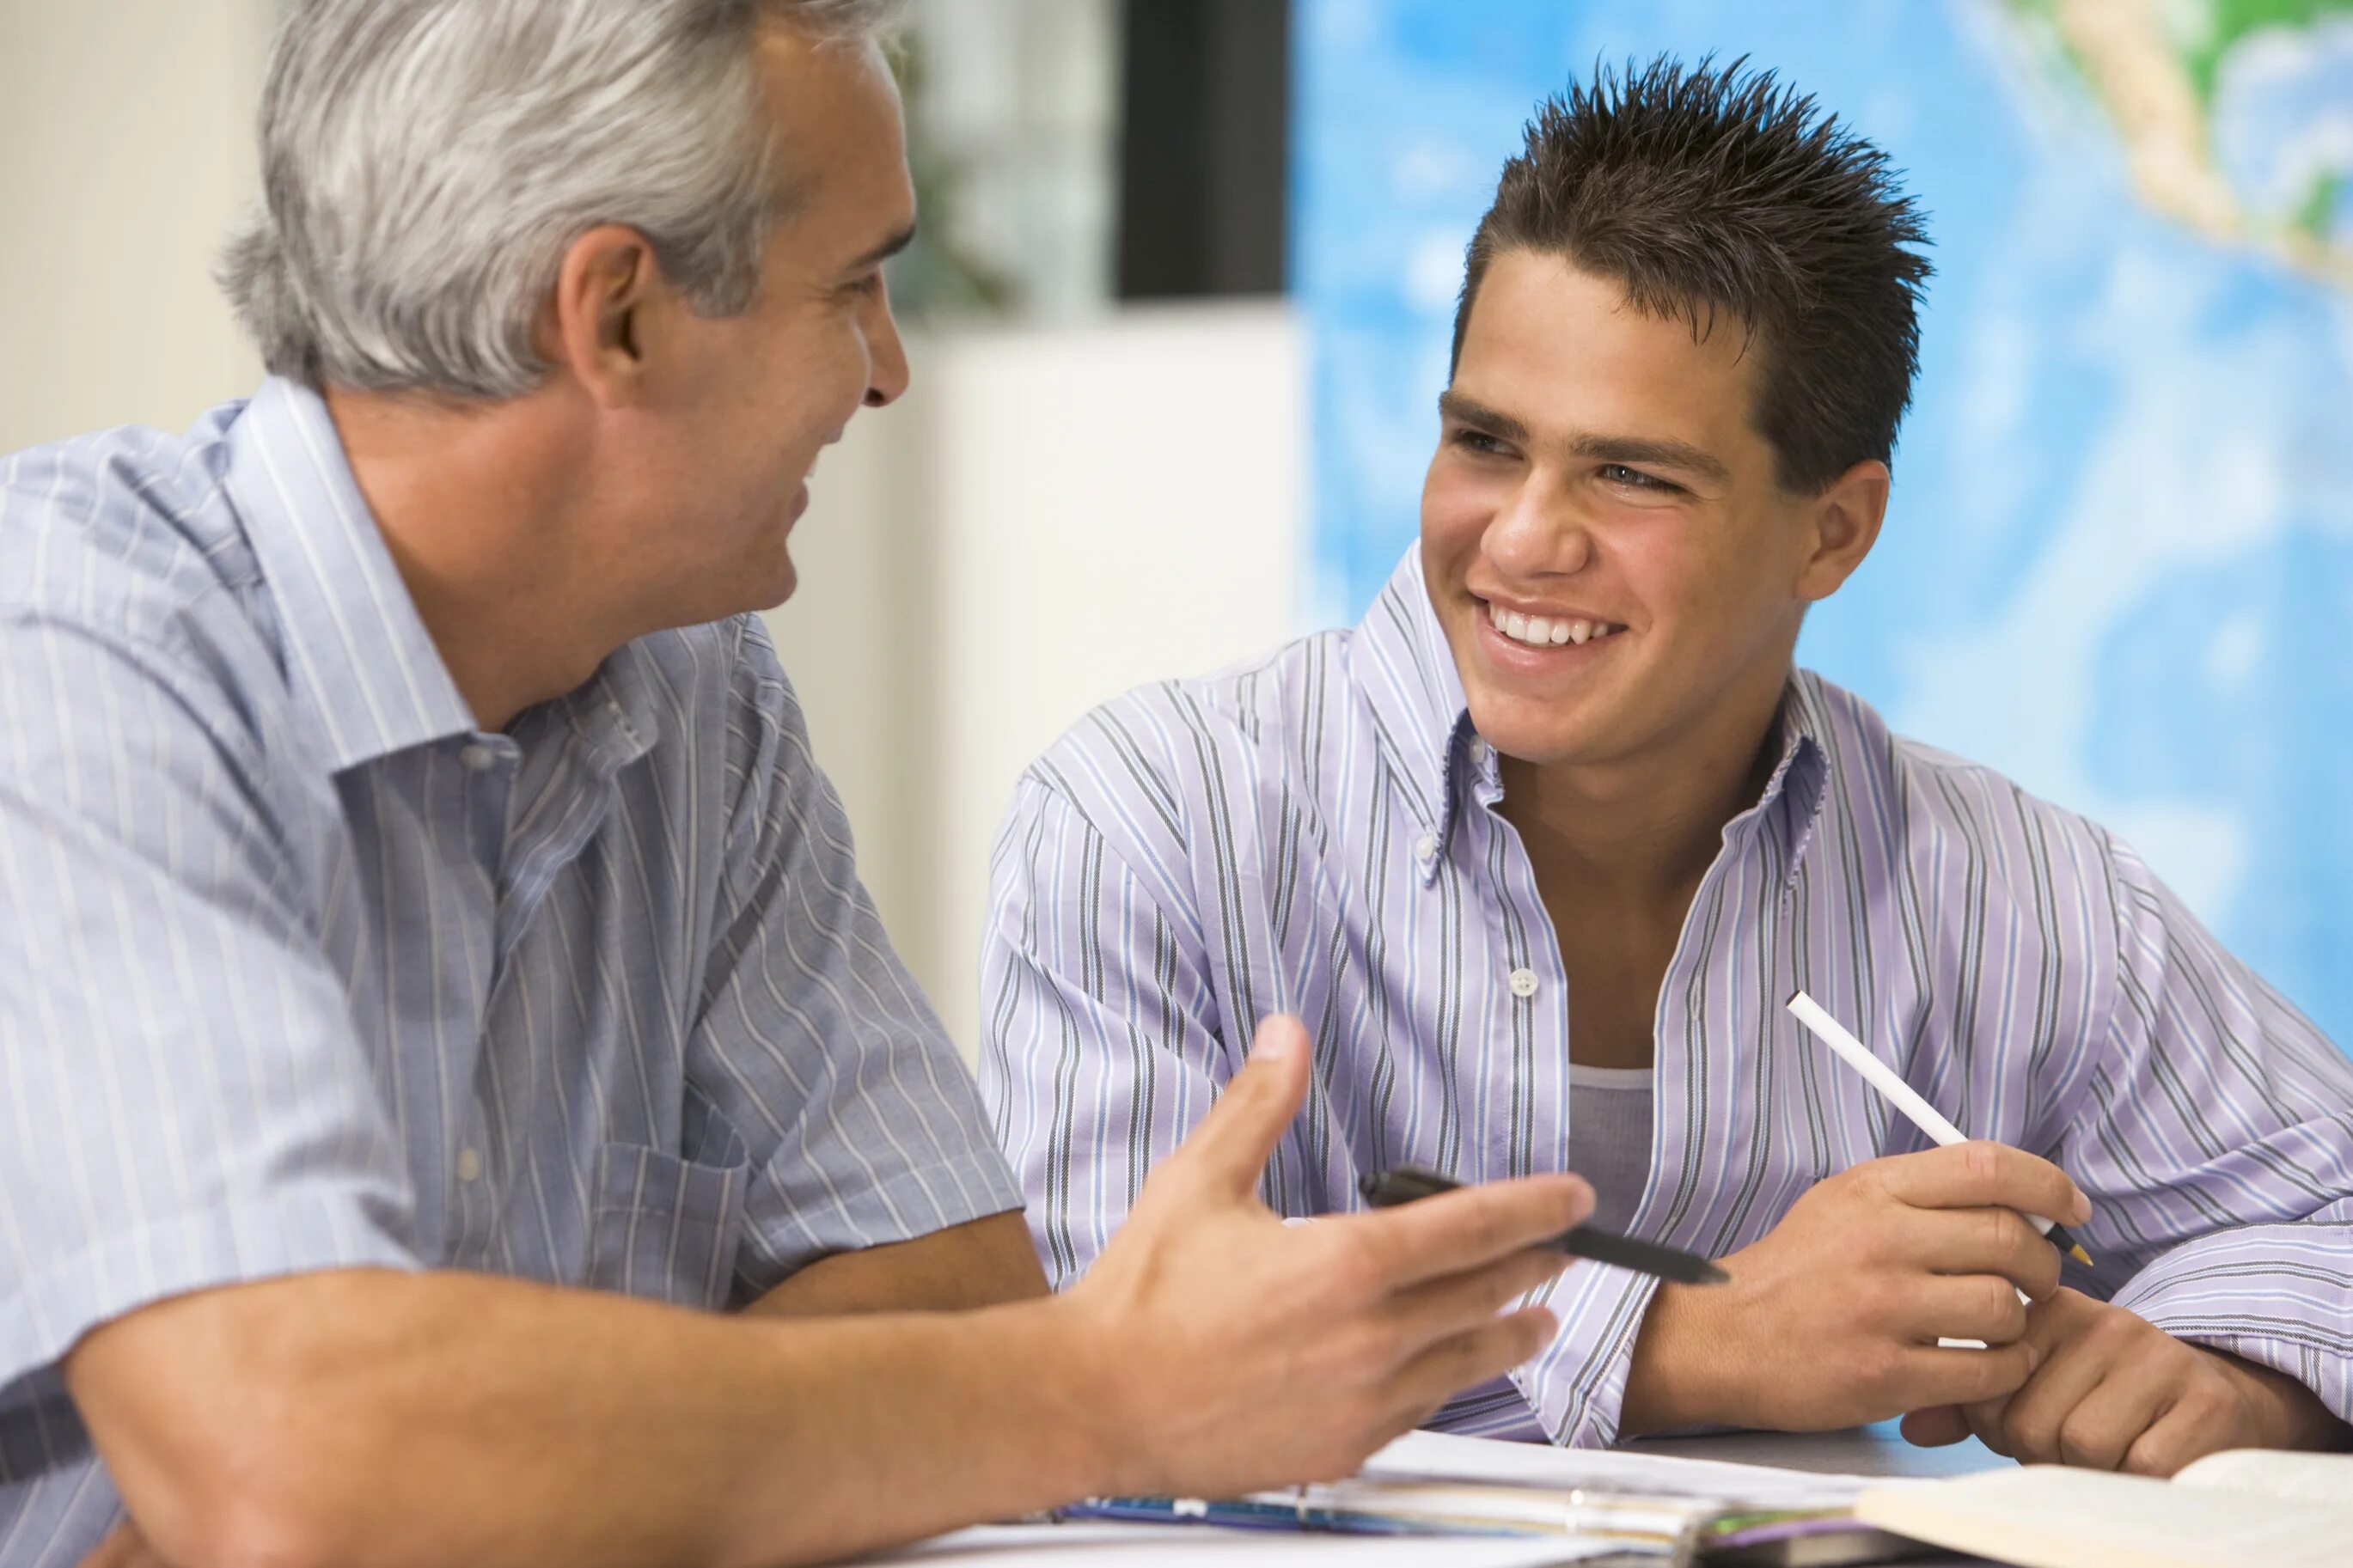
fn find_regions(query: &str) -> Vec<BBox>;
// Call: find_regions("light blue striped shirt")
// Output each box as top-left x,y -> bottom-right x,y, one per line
980,546 -> 2353,1449
0,378 -> 1021,1564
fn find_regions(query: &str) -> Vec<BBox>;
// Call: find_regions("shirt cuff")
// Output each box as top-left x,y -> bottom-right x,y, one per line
0,1180 -> 419,1403
736,1147 -> 1027,1292
1509,1263 -> 1665,1447
2108,1222 -> 2353,1425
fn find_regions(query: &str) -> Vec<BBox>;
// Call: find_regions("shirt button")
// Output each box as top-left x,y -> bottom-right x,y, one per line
456,1147 -> 483,1183
461,743 -> 498,772
1468,736 -> 1492,766
1414,833 -> 1439,864
1508,967 -> 1539,999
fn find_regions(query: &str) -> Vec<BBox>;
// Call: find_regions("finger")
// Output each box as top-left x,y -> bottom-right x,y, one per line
1391,1304 -> 1560,1414
1387,1246 -> 1574,1347
1903,1272 -> 2032,1347
1346,1172 -> 1593,1288
2119,1382 -> 2234,1478
1877,1142 -> 2089,1229
1991,1326 -> 2120,1464
1884,1339 -> 2039,1414
76,1525 -> 159,1568
2055,1370 -> 2173,1472
1900,1206 -> 2063,1301
1170,1016 -> 1312,1197
1898,1405 -> 1972,1448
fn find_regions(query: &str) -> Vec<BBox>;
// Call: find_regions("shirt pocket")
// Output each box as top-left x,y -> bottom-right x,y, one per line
584,1143 -> 750,1311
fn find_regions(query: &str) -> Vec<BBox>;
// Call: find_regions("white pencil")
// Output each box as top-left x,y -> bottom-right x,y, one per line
1784,990 -> 2094,1269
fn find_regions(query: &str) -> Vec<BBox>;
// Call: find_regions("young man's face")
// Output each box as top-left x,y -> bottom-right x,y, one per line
1420,250 -> 1859,773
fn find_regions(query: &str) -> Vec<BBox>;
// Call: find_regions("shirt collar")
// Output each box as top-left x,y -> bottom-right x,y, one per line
1349,547 -> 1478,848
1348,546 -> 1833,889
223,377 -> 475,772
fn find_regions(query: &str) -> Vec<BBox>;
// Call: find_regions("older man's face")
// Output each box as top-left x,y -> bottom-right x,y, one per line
633,28 -> 914,624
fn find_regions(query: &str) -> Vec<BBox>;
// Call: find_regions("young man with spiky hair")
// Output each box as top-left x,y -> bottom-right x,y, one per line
982,58 -> 2353,1471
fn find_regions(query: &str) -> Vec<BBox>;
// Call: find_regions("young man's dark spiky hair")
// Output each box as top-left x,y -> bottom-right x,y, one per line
1452,55 -> 1933,496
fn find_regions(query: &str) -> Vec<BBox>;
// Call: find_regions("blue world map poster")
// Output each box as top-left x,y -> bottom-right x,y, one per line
1291,0 -> 2353,1048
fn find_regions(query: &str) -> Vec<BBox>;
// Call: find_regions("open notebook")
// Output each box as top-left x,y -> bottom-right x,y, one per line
1068,1432 -> 2353,1566
1850,1449 -> 2353,1568
1066,1429 -> 1903,1563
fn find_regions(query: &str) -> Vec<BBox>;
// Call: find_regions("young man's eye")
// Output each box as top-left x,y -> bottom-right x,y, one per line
1452,429 -> 1510,456
1600,463 -> 1674,492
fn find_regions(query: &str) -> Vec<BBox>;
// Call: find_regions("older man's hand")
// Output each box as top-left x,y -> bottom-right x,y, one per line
1902,1286 -> 2349,1473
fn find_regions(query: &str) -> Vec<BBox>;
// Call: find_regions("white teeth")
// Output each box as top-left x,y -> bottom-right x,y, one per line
1485,601 -> 1622,649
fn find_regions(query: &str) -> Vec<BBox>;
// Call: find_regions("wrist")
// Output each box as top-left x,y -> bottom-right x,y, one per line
1025,1290 -> 1146,1497
1621,1280 -> 1740,1437
2210,1347 -> 2350,1451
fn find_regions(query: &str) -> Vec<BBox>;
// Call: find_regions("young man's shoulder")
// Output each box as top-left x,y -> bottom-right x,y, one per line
1800,670 -> 2131,911
1018,624 -> 1357,829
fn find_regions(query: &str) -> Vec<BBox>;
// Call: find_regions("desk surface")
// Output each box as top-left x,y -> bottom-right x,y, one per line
1622,1420 -> 2009,1480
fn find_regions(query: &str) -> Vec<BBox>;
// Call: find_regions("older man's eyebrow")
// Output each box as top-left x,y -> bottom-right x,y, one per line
843,222 -> 917,275
1436,390 -> 1529,444
1569,433 -> 1732,485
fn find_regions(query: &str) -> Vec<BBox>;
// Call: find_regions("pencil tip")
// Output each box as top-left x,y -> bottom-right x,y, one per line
2069,1244 -> 2094,1267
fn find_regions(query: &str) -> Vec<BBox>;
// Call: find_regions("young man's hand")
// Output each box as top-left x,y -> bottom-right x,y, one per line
1623,1142 -> 2085,1436
1062,1015 -> 1592,1499
1902,1287 -> 2351,1473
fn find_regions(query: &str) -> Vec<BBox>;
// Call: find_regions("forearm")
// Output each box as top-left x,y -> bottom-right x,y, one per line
2109,1220 -> 2353,1429
745,1210 -> 1047,1319
70,1268 -> 1108,1568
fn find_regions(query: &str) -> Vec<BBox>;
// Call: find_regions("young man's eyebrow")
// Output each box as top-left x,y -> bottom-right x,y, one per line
1439,391 -> 1733,485
1568,433 -> 1731,485
843,222 -> 917,276
1435,390 -> 1529,444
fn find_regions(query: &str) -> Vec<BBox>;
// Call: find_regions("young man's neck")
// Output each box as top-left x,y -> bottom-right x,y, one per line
324,385 -> 626,733
1498,678 -> 1790,911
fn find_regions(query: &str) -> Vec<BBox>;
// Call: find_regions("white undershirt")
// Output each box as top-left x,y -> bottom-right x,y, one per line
1568,1063 -> 1654,1235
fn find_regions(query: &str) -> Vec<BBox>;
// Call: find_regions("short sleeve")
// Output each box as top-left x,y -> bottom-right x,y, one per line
686,622 -> 1021,1298
0,611 -> 419,1410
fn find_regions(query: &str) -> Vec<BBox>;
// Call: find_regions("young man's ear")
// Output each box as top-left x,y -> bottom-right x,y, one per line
539,224 -> 663,406
1794,459 -> 1890,603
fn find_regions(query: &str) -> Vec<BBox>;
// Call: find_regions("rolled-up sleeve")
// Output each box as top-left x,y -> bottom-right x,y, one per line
0,612 -> 419,1411
689,623 -> 1022,1300
2072,836 -> 2353,1419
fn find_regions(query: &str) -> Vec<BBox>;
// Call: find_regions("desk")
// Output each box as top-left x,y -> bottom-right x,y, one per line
1623,1420 -> 2008,1480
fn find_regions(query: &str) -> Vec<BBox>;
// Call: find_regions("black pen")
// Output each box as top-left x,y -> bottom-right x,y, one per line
1358,1163 -> 1731,1285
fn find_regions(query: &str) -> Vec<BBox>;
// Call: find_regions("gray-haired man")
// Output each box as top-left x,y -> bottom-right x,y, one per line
0,4 -> 1591,1565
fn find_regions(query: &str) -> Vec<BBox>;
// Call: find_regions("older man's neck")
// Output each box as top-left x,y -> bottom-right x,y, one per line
324,385 -> 626,732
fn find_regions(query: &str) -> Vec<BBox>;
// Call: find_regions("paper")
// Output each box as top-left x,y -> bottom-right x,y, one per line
865,1522 -> 1634,1565
1853,1466 -> 2353,1568
1355,1428 -> 1872,1510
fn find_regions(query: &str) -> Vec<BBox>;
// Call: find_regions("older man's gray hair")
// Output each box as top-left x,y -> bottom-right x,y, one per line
221,0 -> 901,400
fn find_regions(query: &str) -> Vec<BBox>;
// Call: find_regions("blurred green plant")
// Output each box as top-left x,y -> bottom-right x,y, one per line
885,31 -> 1023,320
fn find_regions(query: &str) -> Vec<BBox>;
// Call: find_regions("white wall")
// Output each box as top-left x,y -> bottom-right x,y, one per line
766,305 -> 1307,1056
0,0 -> 273,453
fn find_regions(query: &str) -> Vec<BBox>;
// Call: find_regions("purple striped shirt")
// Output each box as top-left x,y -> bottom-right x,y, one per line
978,547 -> 2353,1447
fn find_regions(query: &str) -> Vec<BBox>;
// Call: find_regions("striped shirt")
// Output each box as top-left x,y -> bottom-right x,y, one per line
979,546 -> 2353,1448
0,378 -> 1020,1565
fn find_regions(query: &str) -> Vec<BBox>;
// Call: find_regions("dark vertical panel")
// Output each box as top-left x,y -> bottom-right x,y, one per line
1116,0 -> 1289,299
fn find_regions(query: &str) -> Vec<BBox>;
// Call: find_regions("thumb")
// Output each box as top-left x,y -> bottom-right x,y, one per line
1182,1015 -> 1312,1199
1899,1405 -> 1971,1449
